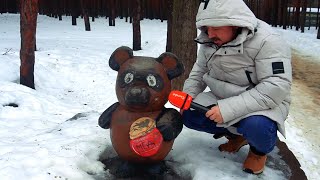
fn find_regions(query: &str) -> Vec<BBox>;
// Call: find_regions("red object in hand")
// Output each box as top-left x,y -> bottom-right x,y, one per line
168,90 -> 210,114
168,90 -> 193,110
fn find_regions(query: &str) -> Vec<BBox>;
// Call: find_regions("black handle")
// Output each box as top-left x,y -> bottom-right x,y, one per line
190,102 -> 211,114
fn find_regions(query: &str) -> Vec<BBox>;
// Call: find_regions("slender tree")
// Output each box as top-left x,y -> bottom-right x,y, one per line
300,0 -> 307,32
166,0 -> 173,52
271,0 -> 279,26
81,0 -> 91,31
262,0 -> 272,24
71,0 -> 78,25
58,0 -> 63,21
316,0 -> 320,29
20,0 -> 38,89
108,0 -> 116,26
295,0 -> 302,30
132,0 -> 141,51
123,0 -> 129,22
171,0 -> 198,90
282,0 -> 288,29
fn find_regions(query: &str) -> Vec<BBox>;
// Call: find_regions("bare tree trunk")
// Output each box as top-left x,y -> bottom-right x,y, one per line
256,0 -> 261,18
171,0 -> 198,90
20,0 -> 38,89
81,0 -> 91,31
129,0 -> 133,23
316,0 -> 320,29
317,26 -> 320,39
71,0 -> 77,25
282,0 -> 288,29
0,0 -> 4,13
72,15 -> 77,25
58,0 -> 64,21
271,0 -> 278,26
166,0 -> 173,52
132,0 -> 141,51
159,0 -> 165,22
295,0 -> 301,30
91,0 -> 96,22
308,5 -> 311,30
300,0 -> 307,33
123,0 -> 129,22
262,0 -> 272,23
108,0 -> 115,26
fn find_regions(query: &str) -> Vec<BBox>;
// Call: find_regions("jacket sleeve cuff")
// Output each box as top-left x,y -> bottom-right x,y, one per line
217,95 -> 248,123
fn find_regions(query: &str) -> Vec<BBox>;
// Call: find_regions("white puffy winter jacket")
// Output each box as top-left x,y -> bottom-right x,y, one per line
183,0 -> 292,136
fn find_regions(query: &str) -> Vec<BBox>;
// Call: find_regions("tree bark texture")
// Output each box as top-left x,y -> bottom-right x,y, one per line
171,0 -> 198,90
20,0 -> 38,89
132,0 -> 141,51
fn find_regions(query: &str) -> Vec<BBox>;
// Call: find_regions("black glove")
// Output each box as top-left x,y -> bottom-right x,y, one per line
156,108 -> 183,141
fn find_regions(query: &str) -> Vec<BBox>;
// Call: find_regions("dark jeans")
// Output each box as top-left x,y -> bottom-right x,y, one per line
182,110 -> 278,154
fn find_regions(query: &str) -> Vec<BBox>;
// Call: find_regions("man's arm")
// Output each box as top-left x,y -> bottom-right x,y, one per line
183,44 -> 209,97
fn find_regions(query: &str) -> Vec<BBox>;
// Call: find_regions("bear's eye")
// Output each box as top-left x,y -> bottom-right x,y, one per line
124,73 -> 134,84
146,75 -> 157,87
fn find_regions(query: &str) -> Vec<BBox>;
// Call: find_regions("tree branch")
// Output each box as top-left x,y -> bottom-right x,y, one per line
2,48 -> 12,55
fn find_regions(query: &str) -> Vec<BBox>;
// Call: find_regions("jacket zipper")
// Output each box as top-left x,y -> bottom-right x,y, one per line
206,45 -> 219,68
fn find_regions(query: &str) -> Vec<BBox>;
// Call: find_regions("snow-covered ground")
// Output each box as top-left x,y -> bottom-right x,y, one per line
0,14 -> 319,180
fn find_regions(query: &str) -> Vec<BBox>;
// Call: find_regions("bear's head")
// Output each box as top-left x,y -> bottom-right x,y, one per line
109,46 -> 184,112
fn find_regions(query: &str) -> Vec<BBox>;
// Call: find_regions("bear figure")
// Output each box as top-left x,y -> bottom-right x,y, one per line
98,46 -> 184,176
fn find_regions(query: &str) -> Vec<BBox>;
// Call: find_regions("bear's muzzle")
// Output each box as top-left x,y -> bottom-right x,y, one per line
125,87 -> 150,106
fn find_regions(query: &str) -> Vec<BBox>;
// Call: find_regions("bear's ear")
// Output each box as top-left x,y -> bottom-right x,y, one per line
109,46 -> 133,71
156,52 -> 185,80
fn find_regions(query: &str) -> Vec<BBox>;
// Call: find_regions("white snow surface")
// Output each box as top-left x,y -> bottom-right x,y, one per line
0,13 -> 319,180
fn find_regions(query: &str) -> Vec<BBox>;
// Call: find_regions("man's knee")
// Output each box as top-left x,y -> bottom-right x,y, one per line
237,116 -> 278,153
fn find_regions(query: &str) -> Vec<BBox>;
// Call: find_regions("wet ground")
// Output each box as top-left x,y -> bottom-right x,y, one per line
97,140 -> 307,180
98,146 -> 192,180
290,50 -> 320,158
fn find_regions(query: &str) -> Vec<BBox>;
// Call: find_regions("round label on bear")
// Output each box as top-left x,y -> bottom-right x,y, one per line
130,128 -> 163,157
129,117 -> 156,140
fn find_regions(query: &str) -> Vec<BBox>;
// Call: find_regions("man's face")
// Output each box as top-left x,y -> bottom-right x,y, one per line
207,26 -> 239,47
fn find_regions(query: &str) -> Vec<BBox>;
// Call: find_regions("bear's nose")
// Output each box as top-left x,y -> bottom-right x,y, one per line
131,88 -> 142,95
125,87 -> 150,106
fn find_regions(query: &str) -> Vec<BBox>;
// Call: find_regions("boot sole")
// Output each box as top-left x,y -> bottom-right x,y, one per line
218,140 -> 249,153
243,167 -> 264,175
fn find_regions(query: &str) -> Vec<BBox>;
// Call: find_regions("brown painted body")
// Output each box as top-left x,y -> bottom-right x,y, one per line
110,106 -> 174,163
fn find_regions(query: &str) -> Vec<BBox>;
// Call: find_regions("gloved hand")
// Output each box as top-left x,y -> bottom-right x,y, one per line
156,108 -> 183,141
157,125 -> 175,141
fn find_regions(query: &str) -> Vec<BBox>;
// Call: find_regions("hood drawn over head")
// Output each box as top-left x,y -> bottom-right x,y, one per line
196,0 -> 257,33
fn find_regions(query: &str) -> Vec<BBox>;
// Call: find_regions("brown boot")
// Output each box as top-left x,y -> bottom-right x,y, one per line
243,150 -> 267,174
218,135 -> 248,153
